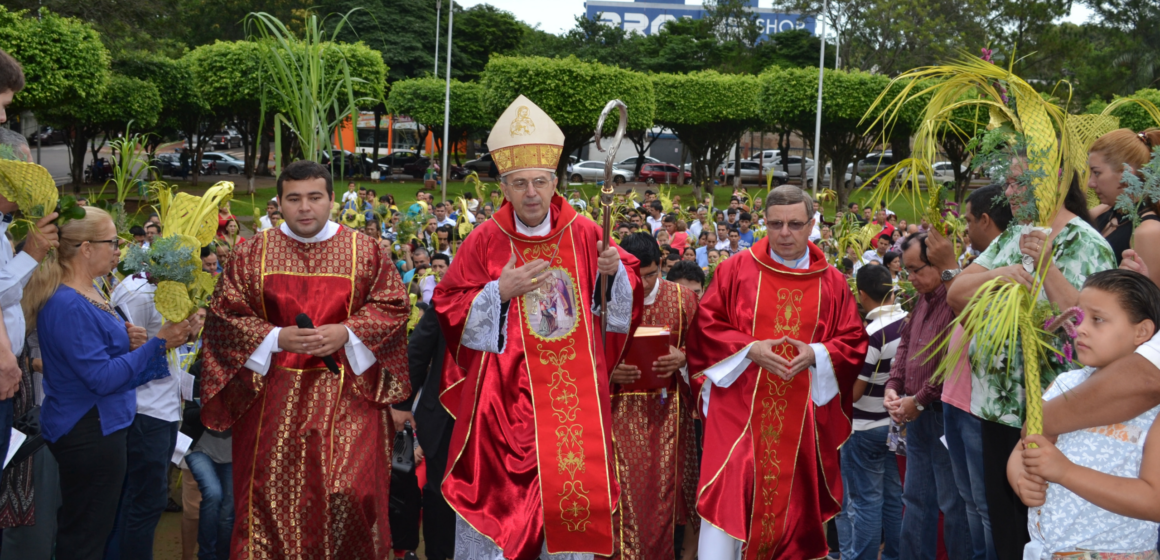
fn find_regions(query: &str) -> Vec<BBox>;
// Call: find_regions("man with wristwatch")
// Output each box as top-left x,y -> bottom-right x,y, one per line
882,230 -> 972,558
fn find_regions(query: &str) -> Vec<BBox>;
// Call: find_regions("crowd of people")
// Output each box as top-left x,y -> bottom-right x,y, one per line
3,45 -> 1160,560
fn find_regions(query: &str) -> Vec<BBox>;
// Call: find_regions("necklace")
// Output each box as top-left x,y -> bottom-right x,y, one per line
76,287 -> 118,320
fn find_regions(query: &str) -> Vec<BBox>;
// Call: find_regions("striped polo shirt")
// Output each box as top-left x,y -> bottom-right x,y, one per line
854,304 -> 908,431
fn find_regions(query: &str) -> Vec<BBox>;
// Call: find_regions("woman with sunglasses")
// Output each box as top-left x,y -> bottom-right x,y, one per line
22,207 -> 192,560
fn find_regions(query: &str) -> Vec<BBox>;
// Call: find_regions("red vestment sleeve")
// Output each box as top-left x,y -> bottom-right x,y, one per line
200,238 -> 275,431
343,236 -> 412,408
431,223 -> 492,418
684,255 -> 756,410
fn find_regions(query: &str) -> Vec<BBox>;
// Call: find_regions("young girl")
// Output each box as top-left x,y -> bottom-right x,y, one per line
1009,269 -> 1160,558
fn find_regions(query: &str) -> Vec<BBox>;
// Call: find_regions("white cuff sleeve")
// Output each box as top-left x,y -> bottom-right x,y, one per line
245,327 -> 283,376
701,342 -> 757,389
809,343 -> 838,406
593,262 -> 633,334
1136,333 -> 1160,371
344,327 -> 376,376
462,281 -> 507,354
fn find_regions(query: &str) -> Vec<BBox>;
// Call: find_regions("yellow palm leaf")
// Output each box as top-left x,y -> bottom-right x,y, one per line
154,280 -> 195,323
0,159 -> 57,219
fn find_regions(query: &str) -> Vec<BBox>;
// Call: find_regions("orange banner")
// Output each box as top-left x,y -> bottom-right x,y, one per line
512,226 -> 615,555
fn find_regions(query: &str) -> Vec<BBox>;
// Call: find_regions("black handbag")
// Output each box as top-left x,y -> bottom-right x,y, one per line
6,405 -> 43,469
391,420 -> 415,474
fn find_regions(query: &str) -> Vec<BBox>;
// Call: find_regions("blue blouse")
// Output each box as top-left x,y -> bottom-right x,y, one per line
38,285 -> 170,442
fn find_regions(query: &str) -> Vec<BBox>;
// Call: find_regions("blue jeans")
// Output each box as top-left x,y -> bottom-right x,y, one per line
944,405 -> 996,560
105,414 -> 178,560
900,404 -> 973,560
185,452 -> 234,560
835,425 -> 902,560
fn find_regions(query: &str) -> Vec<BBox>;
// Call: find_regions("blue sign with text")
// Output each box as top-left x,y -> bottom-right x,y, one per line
585,0 -> 816,40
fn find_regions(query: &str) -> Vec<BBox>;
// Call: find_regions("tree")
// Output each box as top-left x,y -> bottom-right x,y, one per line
452,4 -> 525,81
114,52 -> 203,154
387,78 -> 490,165
652,71 -> 761,196
760,65 -> 895,207
1101,89 -> 1160,131
1085,0 -> 1160,96
317,0 -> 436,82
0,6 -> 110,114
481,56 -> 655,179
186,41 -> 265,190
5,0 -> 183,57
41,73 -> 161,189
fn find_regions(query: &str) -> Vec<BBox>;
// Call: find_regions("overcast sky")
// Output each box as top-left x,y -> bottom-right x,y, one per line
456,0 -> 1096,35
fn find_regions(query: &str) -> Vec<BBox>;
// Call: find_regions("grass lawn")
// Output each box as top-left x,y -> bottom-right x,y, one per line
74,176 -> 931,230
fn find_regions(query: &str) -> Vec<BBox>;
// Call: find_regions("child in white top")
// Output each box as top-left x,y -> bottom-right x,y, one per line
1008,269 -> 1160,558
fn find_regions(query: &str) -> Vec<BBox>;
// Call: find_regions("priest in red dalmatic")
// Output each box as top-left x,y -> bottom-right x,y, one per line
433,95 -> 643,560
688,185 -> 868,560
201,160 -> 411,559
607,232 -> 701,560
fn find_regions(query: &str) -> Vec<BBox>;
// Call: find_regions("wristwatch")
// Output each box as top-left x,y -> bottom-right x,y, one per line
914,399 -> 925,412
941,268 -> 962,282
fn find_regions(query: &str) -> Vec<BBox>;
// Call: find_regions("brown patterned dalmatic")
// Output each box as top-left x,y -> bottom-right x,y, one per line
611,279 -> 700,560
201,226 -> 410,560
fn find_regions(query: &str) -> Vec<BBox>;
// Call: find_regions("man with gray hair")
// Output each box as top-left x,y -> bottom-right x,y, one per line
432,95 -> 643,560
687,185 -> 868,559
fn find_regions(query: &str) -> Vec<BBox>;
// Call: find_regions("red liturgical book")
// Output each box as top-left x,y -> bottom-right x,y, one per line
620,326 -> 674,391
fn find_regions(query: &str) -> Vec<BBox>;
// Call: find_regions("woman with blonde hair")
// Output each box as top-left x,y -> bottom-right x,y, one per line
1089,128 -> 1160,276
24,207 -> 192,560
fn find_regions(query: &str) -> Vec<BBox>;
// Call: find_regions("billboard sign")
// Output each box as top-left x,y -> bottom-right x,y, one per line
585,0 -> 816,40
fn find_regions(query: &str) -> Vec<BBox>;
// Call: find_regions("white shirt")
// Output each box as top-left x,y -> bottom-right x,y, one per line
436,216 -> 456,229
243,221 -> 377,376
259,215 -> 274,231
646,215 -> 664,234
698,249 -> 839,416
687,220 -> 703,243
420,275 -> 437,305
0,218 -> 36,356
341,191 -> 360,205
111,276 -> 181,422
809,211 -> 822,242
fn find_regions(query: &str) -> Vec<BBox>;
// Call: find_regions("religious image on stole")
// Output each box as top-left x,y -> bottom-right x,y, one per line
524,268 -> 578,341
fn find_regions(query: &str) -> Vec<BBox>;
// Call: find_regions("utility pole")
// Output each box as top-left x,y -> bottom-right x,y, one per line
810,0 -> 827,196
439,2 -> 454,203
433,0 -> 441,76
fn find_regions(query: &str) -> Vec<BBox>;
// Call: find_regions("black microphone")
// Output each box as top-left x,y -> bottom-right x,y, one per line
295,313 -> 340,375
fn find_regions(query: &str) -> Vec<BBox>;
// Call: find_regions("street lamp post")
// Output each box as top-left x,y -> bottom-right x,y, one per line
439,2 -> 454,204
433,0 -> 441,75
810,0 -> 828,196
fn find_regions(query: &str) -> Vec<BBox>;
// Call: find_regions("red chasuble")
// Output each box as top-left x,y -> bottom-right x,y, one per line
201,226 -> 411,560
687,238 -> 867,559
432,195 -> 643,560
609,279 -> 700,560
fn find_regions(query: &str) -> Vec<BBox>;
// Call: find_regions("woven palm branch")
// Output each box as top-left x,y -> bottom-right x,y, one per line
0,159 -> 57,220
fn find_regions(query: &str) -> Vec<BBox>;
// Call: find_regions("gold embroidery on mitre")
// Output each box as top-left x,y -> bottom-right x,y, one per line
491,144 -> 563,175
510,106 -> 536,136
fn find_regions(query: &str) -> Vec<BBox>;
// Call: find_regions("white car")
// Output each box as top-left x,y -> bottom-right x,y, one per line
201,152 -> 246,174
717,160 -> 786,185
616,156 -> 662,168
804,163 -> 864,189
568,160 -> 632,184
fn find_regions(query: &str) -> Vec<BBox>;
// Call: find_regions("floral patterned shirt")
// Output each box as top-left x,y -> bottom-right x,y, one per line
968,218 -> 1115,427
1027,368 -> 1160,557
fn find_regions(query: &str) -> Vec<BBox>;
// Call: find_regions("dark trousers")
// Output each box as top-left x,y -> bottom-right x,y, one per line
980,420 -> 1028,560
0,398 -> 12,466
389,469 -> 422,551
106,414 -> 178,560
46,407 -> 128,560
422,423 -> 456,560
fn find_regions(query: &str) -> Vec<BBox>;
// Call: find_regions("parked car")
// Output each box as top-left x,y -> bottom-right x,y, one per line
211,131 -> 242,149
636,162 -> 690,184
402,156 -> 466,180
851,151 -> 895,178
615,156 -> 662,169
28,126 -> 65,145
804,163 -> 864,189
717,160 -> 787,185
321,150 -> 388,175
377,150 -> 423,170
462,153 -> 495,177
201,152 -> 246,174
568,160 -> 632,184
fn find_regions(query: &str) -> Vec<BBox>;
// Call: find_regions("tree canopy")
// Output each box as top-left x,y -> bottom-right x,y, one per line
0,6 -> 110,113
387,77 -> 490,164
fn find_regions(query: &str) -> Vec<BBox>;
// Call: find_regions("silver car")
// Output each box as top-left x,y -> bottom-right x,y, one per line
568,160 -> 632,184
201,152 -> 246,174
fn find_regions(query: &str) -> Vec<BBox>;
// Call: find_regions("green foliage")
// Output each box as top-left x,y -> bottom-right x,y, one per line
317,0 -> 435,82
186,40 -> 265,116
652,71 -> 760,188
115,52 -> 207,143
120,234 -> 197,284
387,78 -> 490,134
1105,89 -> 1160,132
324,42 -> 387,108
452,4 -> 526,81
481,55 -> 655,175
1114,147 -> 1160,227
759,65 -> 893,205
0,6 -> 110,112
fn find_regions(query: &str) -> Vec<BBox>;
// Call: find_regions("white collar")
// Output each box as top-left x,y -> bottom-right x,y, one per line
280,220 -> 340,243
866,303 -> 905,321
516,209 -> 551,237
644,277 -> 662,305
770,248 -> 810,270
